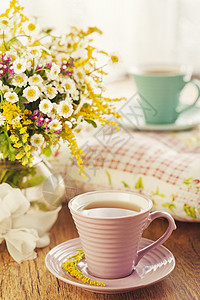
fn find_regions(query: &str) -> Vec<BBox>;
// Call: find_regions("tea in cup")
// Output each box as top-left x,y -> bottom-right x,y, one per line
69,190 -> 176,279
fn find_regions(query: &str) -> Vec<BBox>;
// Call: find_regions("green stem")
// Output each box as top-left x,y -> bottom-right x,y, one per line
7,35 -> 29,47
2,31 -> 8,51
0,170 -> 8,183
86,63 -> 108,75
35,67 -> 49,73
0,91 -> 3,107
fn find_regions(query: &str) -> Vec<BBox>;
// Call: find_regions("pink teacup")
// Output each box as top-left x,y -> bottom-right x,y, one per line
68,190 -> 176,279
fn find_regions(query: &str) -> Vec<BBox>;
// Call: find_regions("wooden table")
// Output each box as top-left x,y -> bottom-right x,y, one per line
1,203 -> 200,300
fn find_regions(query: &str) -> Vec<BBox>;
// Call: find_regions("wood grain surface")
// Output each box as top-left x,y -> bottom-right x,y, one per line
0,203 -> 200,300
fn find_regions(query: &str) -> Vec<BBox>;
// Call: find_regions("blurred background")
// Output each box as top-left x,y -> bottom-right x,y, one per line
2,0 -> 200,80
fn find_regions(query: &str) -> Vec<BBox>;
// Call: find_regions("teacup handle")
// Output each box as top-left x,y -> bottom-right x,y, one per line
135,211 -> 176,266
177,78 -> 200,115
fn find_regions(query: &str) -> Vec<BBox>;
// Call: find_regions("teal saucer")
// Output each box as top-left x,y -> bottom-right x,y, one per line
119,106 -> 200,132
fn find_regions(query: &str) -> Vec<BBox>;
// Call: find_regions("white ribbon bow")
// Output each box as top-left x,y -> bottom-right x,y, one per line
0,183 -> 61,263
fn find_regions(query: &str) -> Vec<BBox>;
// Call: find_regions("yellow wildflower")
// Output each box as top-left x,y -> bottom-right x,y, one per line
10,135 -> 19,143
22,156 -> 28,165
23,120 -> 32,125
2,102 -> 21,125
24,109 -> 32,115
99,50 -> 109,56
22,133 -> 29,143
110,55 -> 119,64
16,151 -> 24,160
26,151 -> 31,158
62,250 -> 105,287
13,122 -> 22,129
14,142 -> 23,148
24,144 -> 31,152
19,127 -> 27,134
0,0 -> 29,27
61,124 -> 84,176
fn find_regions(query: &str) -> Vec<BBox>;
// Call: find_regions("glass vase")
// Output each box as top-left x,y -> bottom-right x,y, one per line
0,156 -> 65,210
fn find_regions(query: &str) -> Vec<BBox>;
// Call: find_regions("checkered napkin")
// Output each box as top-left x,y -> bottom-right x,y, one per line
51,126 -> 200,222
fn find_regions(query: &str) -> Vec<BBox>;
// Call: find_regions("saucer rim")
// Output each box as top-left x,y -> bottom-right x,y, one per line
45,237 -> 175,294
119,106 -> 200,132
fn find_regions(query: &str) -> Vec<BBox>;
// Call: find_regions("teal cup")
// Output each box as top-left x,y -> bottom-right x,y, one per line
130,64 -> 200,124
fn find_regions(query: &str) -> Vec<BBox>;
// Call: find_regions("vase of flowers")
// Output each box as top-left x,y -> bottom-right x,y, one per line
0,0 -> 122,175
0,0 -> 123,262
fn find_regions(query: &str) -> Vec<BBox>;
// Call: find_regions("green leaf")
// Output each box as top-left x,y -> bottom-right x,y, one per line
183,178 -> 193,185
83,103 -> 88,108
152,186 -> 165,197
42,146 -> 52,157
14,87 -> 21,94
43,28 -> 53,34
106,170 -> 112,186
162,202 -> 176,212
121,181 -> 130,188
21,175 -> 46,188
85,119 -> 97,128
0,132 -> 17,160
135,177 -> 144,189
18,96 -> 27,102
184,205 -> 196,219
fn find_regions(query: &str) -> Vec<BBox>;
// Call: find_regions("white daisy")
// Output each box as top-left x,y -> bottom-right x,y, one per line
39,99 -> 53,114
5,50 -> 18,62
0,113 -> 5,126
71,90 -> 79,100
30,133 -> 44,148
0,17 -> 13,31
12,73 -> 28,87
47,103 -> 58,118
65,120 -> 72,128
4,91 -> 19,103
23,57 -> 33,71
13,58 -> 27,74
23,20 -> 40,37
28,74 -> 43,86
57,98 -> 73,118
12,115 -> 21,124
54,35 -> 67,51
23,86 -> 40,102
44,85 -> 57,99
73,67 -> 86,83
0,85 -> 11,94
48,119 -> 62,131
35,83 -> 46,93
48,63 -> 60,80
70,117 -> 77,125
65,37 -> 75,52
55,81 -> 64,94
61,78 -> 76,94
28,46 -> 42,58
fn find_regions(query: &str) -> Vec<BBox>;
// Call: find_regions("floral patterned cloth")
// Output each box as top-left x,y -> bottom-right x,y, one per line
52,126 -> 200,222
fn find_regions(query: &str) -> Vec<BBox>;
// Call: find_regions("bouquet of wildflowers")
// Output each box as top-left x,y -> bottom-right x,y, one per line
0,0 -> 122,176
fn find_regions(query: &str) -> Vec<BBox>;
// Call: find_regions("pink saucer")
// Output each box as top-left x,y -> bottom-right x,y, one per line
45,237 -> 175,294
